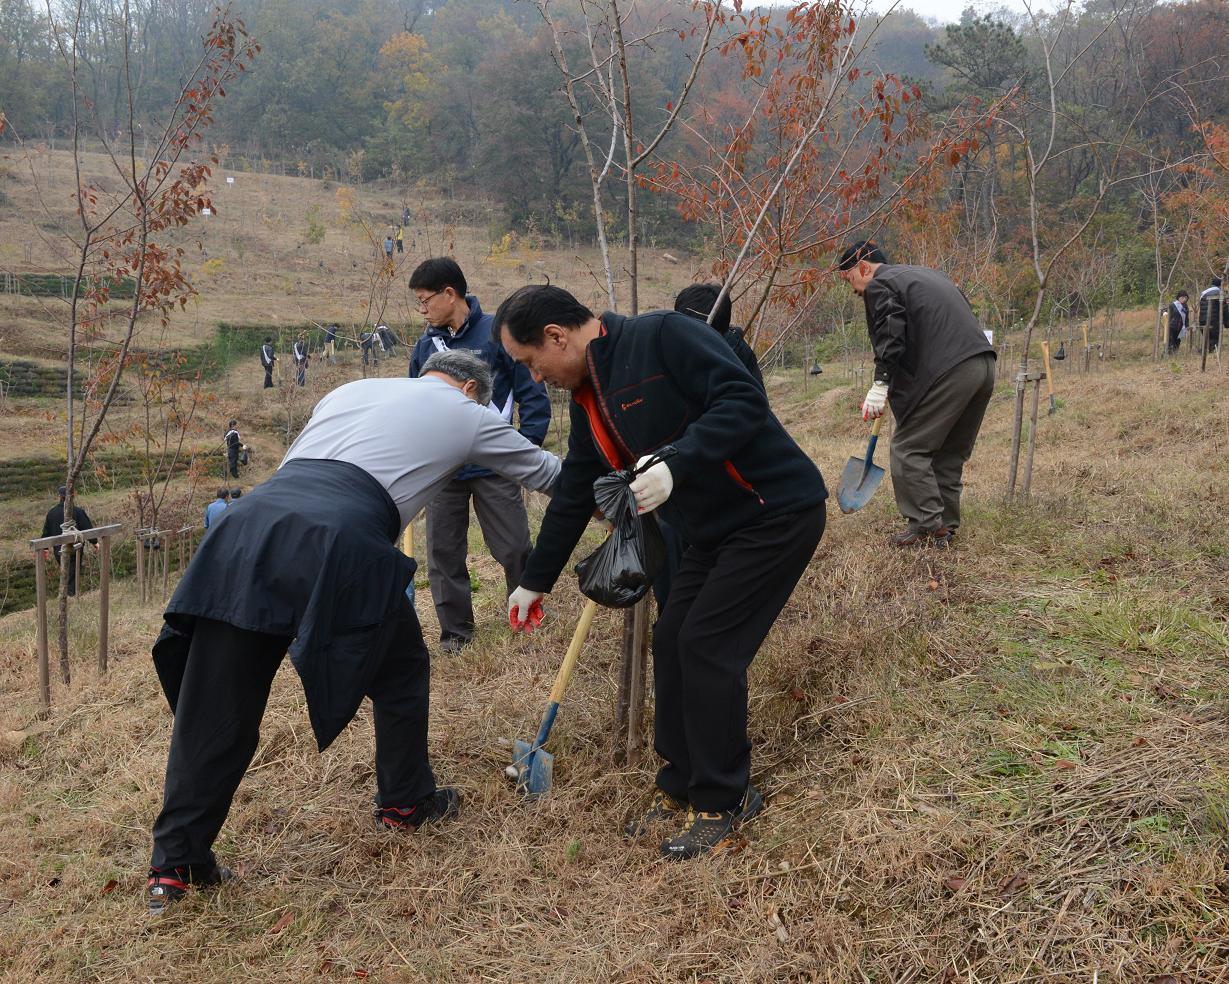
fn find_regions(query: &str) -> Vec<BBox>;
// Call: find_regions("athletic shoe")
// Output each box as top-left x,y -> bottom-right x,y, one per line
375,787 -> 461,831
660,785 -> 764,860
623,788 -> 687,839
146,862 -> 234,916
889,526 -> 953,548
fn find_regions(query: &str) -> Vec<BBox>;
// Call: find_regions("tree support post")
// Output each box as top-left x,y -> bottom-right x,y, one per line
98,533 -> 111,674
29,524 -> 122,704
33,548 -> 50,713
1020,372 -> 1045,499
1006,371 -> 1027,499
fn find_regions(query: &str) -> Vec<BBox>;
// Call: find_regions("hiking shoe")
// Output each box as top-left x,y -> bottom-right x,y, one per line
439,634 -> 470,655
889,526 -> 953,548
660,785 -> 764,860
146,863 -> 234,916
375,787 -> 461,831
623,789 -> 687,839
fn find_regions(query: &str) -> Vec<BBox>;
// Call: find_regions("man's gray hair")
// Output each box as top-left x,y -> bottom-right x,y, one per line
421,349 -> 493,406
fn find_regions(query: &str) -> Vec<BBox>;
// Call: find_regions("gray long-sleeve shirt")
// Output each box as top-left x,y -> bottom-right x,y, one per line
283,376 -> 560,529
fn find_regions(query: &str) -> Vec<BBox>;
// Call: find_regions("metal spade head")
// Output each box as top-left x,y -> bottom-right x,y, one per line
837,454 -> 885,514
511,738 -> 555,797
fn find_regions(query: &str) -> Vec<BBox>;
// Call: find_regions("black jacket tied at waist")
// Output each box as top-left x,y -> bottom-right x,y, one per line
152,458 -> 415,751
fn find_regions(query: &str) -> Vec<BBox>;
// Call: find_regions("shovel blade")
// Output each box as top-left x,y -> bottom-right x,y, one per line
837,455 -> 886,514
511,739 -> 555,797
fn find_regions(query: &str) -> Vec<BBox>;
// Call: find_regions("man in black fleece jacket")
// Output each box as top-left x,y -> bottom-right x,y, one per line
496,284 -> 827,860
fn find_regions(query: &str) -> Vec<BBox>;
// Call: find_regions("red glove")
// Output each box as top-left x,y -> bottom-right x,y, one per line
508,587 -> 545,633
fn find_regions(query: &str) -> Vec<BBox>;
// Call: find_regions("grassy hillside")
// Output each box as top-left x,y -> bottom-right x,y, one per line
1,335 -> 1227,980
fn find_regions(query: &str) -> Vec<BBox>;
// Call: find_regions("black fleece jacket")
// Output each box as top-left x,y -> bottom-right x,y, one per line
520,310 -> 827,593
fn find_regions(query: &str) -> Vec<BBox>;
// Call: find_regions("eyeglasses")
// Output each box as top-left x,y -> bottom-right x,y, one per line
414,290 -> 444,311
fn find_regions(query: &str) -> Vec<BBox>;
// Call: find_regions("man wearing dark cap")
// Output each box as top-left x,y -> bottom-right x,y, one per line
836,241 -> 996,547
41,487 -> 95,596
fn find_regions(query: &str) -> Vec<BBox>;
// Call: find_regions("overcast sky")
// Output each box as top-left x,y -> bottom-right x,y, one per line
866,0 -> 1045,26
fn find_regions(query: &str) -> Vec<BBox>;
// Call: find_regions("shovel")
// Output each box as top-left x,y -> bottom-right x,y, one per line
511,598 -> 599,797
837,416 -> 886,514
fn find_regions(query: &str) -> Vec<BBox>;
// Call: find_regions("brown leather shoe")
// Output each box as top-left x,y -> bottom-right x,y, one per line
889,526 -> 953,548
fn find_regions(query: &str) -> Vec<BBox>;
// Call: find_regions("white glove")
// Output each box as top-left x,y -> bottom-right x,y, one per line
861,381 -> 889,421
629,455 -> 674,514
508,586 -> 545,632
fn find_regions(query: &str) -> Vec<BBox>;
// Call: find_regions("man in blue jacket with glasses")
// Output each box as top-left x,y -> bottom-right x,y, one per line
407,257 -> 552,653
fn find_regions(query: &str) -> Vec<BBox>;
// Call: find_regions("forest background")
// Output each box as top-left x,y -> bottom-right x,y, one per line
3,0 -> 1227,330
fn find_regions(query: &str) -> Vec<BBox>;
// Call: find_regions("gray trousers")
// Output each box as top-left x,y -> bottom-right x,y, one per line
890,353 -> 995,533
425,474 -> 532,641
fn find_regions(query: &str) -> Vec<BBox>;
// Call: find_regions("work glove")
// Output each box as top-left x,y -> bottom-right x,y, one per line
861,381 -> 889,421
629,455 -> 674,514
508,586 -> 545,633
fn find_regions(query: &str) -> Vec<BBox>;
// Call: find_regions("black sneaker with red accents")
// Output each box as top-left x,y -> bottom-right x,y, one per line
660,785 -> 764,860
374,787 -> 461,831
146,862 -> 234,915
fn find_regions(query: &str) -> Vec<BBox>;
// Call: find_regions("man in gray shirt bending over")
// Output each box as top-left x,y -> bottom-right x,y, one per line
145,350 -> 559,915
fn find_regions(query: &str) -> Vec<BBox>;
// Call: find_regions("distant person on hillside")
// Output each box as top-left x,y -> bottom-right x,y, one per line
361,328 -> 376,366
323,323 -> 338,364
40,486 -> 96,597
407,257 -> 551,653
144,350 -> 560,915
383,233 -> 394,262
224,420 -> 244,478
293,333 -> 309,386
836,241 -> 995,548
259,337 -> 276,388
377,323 -> 397,356
1168,290 -> 1190,355
402,205 -> 411,228
1198,276 -> 1223,354
203,488 -> 229,530
395,225 -> 404,254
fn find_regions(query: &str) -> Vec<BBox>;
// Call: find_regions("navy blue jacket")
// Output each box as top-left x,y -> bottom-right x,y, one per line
520,310 -> 827,593
408,296 -> 551,480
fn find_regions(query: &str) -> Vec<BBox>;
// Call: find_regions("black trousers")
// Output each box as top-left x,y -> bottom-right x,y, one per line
227,447 -> 239,478
263,366 -> 273,388
653,503 -> 826,812
150,600 -> 435,870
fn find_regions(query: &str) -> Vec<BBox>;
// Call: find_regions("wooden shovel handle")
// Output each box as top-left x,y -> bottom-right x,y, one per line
549,599 -> 599,705
870,415 -> 884,437
1041,342 -> 1056,398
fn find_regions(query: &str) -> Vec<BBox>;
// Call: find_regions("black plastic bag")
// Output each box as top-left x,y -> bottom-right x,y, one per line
575,450 -> 674,608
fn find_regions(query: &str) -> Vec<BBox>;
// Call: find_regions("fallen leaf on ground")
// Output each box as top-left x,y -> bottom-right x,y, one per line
999,872 -> 1027,894
942,876 -> 966,892
270,910 -> 295,934
100,880 -> 118,895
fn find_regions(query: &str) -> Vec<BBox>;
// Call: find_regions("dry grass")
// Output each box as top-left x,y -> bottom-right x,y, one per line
0,348 -> 1226,981
2,153 -> 1228,982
